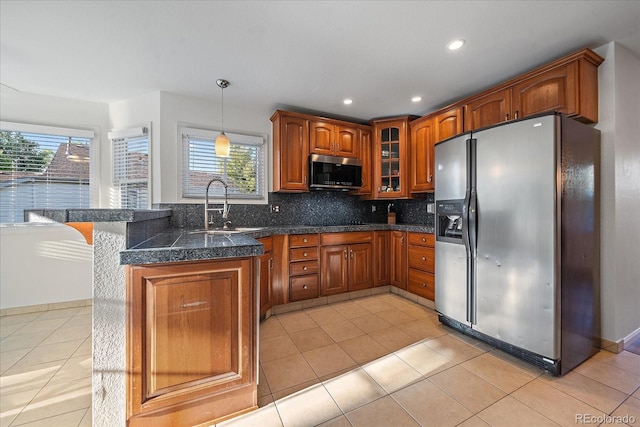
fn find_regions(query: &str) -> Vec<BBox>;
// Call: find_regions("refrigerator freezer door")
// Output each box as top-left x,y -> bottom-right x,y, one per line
473,115 -> 559,359
435,134 -> 470,325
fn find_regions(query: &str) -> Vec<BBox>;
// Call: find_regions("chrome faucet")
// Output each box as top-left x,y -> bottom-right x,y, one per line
205,178 -> 231,230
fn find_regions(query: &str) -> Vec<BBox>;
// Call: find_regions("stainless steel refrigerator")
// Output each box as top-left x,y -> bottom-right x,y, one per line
434,112 -> 600,375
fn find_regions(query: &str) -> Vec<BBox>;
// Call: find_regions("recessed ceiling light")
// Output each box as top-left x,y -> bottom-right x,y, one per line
447,39 -> 465,51
412,96 -> 422,103
343,99 -> 353,105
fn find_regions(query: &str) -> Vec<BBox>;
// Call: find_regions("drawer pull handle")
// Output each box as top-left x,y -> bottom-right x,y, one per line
303,266 -> 308,271
422,237 -> 426,242
421,282 -> 426,287
303,252 -> 308,257
422,256 -> 426,261
303,238 -> 308,243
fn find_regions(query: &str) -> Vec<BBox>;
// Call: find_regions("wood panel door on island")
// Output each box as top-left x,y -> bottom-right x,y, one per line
126,258 -> 257,426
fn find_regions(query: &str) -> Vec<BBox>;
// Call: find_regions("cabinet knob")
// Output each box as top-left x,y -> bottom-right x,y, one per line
303,285 -> 308,290
421,237 -> 426,242
428,175 -> 433,183
303,238 -> 308,243
344,250 -> 348,259
514,110 -> 519,119
303,252 -> 308,257
422,256 -> 426,261
421,282 -> 426,287
505,113 -> 509,121
350,250 -> 354,259
303,266 -> 308,271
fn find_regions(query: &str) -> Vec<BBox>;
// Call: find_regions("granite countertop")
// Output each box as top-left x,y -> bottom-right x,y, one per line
25,208 -> 172,223
120,223 -> 434,265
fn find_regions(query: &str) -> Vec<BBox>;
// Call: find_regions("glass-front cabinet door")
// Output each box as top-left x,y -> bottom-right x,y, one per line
372,117 -> 411,199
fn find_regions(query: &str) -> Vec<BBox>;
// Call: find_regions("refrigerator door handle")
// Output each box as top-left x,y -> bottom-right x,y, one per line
464,137 -> 478,325
468,189 -> 477,324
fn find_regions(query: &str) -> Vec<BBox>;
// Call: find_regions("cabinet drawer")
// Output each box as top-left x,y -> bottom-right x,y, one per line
290,247 -> 319,262
408,245 -> 434,272
408,232 -> 435,247
290,260 -> 319,276
408,269 -> 434,300
290,275 -> 319,301
290,234 -> 319,248
321,231 -> 372,246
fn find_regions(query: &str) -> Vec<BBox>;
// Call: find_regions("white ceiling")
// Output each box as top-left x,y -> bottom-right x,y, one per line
2,1 -> 639,122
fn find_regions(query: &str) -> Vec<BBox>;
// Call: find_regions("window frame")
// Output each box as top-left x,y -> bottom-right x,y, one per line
178,124 -> 268,204
0,121 -> 97,224
108,125 -> 151,209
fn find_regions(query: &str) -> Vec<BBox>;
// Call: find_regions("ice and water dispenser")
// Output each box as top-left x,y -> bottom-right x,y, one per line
436,200 -> 464,244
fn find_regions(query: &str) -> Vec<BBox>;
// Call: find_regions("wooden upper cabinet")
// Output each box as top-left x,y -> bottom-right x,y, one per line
271,111 -> 309,192
336,125 -> 358,157
512,61 -> 581,120
434,106 -> 464,142
465,88 -> 512,131
309,120 -> 358,158
356,126 -> 372,196
372,117 -> 414,199
409,116 -> 435,193
463,48 -> 603,129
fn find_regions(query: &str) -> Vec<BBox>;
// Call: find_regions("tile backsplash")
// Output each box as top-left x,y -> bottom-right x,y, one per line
158,192 -> 434,229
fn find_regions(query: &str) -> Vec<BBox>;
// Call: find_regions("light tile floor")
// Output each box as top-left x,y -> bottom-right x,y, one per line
2,295 -> 639,427
1,306 -> 92,427
220,293 -> 640,427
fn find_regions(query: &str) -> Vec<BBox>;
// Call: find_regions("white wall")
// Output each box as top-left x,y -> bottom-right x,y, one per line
0,224 -> 93,309
107,91 -> 272,205
594,42 -> 640,344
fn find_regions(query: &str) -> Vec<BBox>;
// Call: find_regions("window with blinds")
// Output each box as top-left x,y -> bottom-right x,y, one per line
181,127 -> 266,200
0,125 -> 93,223
110,128 -> 149,209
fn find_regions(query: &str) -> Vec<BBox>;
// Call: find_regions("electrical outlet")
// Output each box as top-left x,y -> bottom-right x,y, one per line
426,203 -> 435,214
371,205 -> 376,213
270,204 -> 280,213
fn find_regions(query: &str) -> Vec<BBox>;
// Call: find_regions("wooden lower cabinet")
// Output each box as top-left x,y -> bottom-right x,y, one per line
373,231 -> 390,286
126,258 -> 257,426
390,231 -> 407,289
320,245 -> 349,295
320,232 -> 373,296
258,237 -> 273,317
288,234 -> 320,301
320,242 -> 372,295
406,232 -> 435,301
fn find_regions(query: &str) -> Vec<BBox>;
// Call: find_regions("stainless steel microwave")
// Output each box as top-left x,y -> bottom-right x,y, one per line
309,154 -> 362,190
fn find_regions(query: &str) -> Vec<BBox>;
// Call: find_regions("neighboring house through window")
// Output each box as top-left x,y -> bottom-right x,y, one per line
0,121 -> 94,223
180,126 -> 266,202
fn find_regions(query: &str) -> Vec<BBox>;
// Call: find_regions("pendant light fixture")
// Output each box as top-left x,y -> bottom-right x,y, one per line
215,79 -> 231,157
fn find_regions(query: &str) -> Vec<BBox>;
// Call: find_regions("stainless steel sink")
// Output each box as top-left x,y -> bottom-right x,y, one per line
189,227 -> 263,235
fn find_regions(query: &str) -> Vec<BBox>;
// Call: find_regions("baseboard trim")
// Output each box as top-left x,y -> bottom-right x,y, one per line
624,326 -> 640,350
270,286 -> 434,317
0,299 -> 92,317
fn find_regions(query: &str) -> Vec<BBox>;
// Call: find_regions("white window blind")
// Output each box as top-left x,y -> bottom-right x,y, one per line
110,128 -> 149,209
0,126 -> 92,223
181,127 -> 265,200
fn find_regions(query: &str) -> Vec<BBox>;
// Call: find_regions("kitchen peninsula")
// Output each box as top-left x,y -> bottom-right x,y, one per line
26,208 -> 433,426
